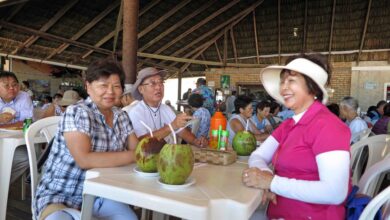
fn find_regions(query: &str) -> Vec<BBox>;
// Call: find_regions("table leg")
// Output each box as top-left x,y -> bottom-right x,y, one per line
0,143 -> 17,220
81,194 -> 95,220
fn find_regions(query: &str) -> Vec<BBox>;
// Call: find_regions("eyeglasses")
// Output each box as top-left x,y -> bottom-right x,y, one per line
141,80 -> 165,88
1,83 -> 19,90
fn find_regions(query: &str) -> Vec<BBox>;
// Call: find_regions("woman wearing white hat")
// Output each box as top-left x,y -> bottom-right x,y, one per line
242,54 -> 351,219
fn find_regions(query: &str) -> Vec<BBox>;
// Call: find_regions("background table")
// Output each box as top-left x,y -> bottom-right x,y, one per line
81,162 -> 262,220
0,131 -> 45,220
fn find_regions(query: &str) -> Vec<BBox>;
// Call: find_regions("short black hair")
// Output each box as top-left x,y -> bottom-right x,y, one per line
196,78 -> 206,85
234,95 -> 253,113
270,102 -> 280,114
384,103 -> 390,117
376,100 -> 387,109
0,70 -> 18,83
85,56 -> 125,89
22,80 -> 30,88
188,93 -> 204,108
53,93 -> 63,99
256,100 -> 271,112
327,103 -> 340,117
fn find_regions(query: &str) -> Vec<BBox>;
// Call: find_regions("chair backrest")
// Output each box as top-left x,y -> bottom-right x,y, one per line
351,134 -> 390,184
25,116 -> 61,217
358,128 -> 372,142
358,157 -> 390,196
358,186 -> 390,220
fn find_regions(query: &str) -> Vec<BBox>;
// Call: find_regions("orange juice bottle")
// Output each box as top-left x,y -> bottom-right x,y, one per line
209,111 -> 227,137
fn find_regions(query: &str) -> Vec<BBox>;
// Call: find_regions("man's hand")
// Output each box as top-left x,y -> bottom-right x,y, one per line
171,113 -> 193,130
0,112 -> 14,123
193,136 -> 208,148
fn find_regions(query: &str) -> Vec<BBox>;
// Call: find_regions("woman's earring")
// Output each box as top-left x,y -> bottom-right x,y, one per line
314,96 -> 318,100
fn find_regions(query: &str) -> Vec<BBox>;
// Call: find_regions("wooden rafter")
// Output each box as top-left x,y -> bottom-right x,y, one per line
46,1 -> 120,59
161,0 -> 265,65
138,0 -> 190,39
12,0 -> 79,55
200,53 -> 209,69
278,0 -> 281,64
139,0 -> 217,52
328,0 -> 336,61
253,10 -> 260,64
223,30 -> 228,66
302,0 -> 308,52
151,0 -> 240,56
138,59 -> 179,72
81,0 -> 159,59
215,42 -> 222,62
230,28 -> 238,63
357,0 -> 372,65
0,2 -> 25,30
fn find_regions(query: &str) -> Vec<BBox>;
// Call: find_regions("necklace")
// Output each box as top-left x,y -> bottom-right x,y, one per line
144,101 -> 162,130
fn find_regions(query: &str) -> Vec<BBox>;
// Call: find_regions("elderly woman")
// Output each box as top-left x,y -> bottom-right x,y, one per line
227,95 -> 269,146
242,54 -> 351,219
34,58 -> 139,220
340,96 -> 368,143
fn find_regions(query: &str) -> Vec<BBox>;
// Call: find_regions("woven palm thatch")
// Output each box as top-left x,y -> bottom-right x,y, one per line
0,0 -> 388,76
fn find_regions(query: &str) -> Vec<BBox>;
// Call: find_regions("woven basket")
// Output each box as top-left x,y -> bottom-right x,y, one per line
193,148 -> 237,165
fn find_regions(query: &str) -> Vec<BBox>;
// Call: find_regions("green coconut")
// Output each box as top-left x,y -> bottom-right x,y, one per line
232,131 -> 256,156
135,137 -> 166,172
157,144 -> 194,185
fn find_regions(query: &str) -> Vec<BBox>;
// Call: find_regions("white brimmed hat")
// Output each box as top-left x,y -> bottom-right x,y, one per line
58,90 -> 80,106
260,58 -> 329,105
132,67 -> 167,100
122,84 -> 134,97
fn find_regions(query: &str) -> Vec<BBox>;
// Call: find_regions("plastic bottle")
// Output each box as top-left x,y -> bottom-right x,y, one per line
209,111 -> 227,138
210,130 -> 219,149
220,130 -> 229,151
23,118 -> 32,133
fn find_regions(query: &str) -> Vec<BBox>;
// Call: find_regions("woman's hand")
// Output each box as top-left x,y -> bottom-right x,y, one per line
261,189 -> 277,205
242,167 -> 274,189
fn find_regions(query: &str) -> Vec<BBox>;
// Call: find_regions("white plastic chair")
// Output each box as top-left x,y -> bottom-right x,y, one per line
25,116 -> 61,219
357,128 -> 372,142
359,186 -> 390,220
351,134 -> 390,184
358,157 -> 390,196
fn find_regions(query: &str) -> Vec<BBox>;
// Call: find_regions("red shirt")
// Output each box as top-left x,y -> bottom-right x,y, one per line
268,101 -> 351,220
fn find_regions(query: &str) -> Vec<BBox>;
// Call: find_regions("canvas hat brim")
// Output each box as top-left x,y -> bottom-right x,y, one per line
57,90 -> 80,106
260,58 -> 329,105
132,68 -> 167,100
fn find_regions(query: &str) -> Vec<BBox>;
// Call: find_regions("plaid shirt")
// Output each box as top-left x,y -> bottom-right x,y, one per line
33,97 -> 133,219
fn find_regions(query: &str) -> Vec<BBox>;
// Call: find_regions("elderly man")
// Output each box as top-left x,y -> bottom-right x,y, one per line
0,70 -> 33,184
130,67 -> 207,146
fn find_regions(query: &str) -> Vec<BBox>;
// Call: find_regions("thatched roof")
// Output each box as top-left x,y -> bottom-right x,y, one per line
0,0 -> 389,77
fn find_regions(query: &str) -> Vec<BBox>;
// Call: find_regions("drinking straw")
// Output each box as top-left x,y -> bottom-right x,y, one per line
168,123 -> 177,144
217,125 -> 222,150
245,119 -> 249,131
140,120 -> 153,137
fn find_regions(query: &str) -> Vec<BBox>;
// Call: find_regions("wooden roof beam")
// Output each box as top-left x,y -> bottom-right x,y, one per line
230,28 -> 238,63
357,0 -> 372,65
138,0 -> 190,39
302,0 -> 308,52
328,0 -> 336,61
12,0 -> 79,54
46,0 -> 120,59
200,53 -> 209,69
0,2 -> 25,30
278,0 -> 281,64
215,42 -> 222,62
139,0 -> 217,52
151,0 -> 240,56
81,0 -> 160,59
253,10 -> 260,64
162,0 -> 265,65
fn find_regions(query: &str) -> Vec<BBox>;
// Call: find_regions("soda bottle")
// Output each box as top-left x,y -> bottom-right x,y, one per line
209,111 -> 227,138
209,130 -> 219,149
220,130 -> 229,151
23,118 -> 32,133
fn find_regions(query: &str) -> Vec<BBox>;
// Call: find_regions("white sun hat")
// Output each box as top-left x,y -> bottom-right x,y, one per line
260,58 -> 329,105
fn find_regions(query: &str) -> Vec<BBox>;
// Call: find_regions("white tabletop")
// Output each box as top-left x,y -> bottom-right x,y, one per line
81,162 -> 262,220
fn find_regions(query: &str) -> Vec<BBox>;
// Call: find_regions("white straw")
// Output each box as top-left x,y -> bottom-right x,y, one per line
168,123 -> 177,144
245,119 -> 249,131
140,120 -> 153,137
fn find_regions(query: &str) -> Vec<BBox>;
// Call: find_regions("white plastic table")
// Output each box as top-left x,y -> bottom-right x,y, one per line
0,130 -> 45,220
81,162 -> 262,220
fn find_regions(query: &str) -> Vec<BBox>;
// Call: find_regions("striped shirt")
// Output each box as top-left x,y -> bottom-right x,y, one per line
33,97 -> 133,219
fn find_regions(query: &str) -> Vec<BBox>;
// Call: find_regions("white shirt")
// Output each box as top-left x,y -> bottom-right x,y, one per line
122,100 -> 139,115
347,116 -> 368,143
128,100 -> 176,143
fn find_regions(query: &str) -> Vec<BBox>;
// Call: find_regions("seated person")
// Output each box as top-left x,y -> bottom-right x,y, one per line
227,95 -> 269,146
129,67 -> 207,147
42,90 -> 80,118
340,96 -> 368,143
187,93 -> 211,138
368,100 -> 386,125
252,100 -> 273,133
121,84 -> 138,113
372,103 -> 390,134
0,70 -> 33,184
34,57 -> 139,220
267,101 -> 282,129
